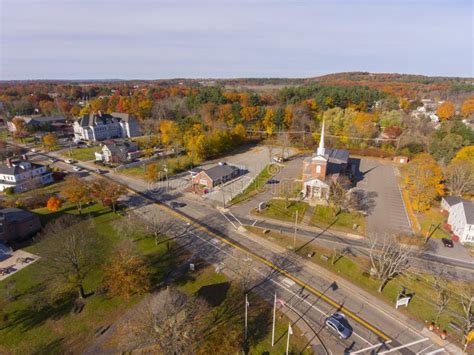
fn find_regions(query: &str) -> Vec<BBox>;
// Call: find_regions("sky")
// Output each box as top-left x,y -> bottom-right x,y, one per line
0,0 -> 472,80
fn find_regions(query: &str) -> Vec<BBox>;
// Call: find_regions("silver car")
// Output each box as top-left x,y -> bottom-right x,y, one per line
325,313 -> 352,339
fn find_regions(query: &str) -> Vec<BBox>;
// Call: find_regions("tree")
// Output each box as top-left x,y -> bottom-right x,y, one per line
38,215 -> 96,299
102,240 -> 150,299
458,284 -> 474,343
90,179 -> 128,212
327,179 -> 348,216
369,235 -> 415,293
436,101 -> 456,120
444,160 -> 474,196
61,175 -> 91,214
46,196 -> 62,211
42,133 -> 58,151
145,163 -> 160,183
461,97 -> 474,118
262,107 -> 275,135
403,153 -> 444,212
118,287 -> 210,354
11,117 -> 27,138
434,277 -> 450,324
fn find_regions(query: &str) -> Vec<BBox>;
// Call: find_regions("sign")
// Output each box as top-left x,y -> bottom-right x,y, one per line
395,296 -> 411,309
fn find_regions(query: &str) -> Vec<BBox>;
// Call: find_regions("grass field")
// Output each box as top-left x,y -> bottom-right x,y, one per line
177,265 -> 312,354
62,146 -> 100,161
418,208 -> 450,239
311,205 -> 366,235
0,203 -> 175,354
231,165 -> 273,205
247,226 -> 467,342
252,198 -> 307,223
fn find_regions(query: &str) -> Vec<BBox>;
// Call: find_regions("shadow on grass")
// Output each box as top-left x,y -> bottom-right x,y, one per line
1,292 -> 76,332
32,337 -> 65,355
196,282 -> 230,307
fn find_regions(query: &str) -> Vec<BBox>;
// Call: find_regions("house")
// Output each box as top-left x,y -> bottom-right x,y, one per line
393,156 -> 409,164
0,208 -> 41,244
6,115 -> 67,133
441,196 -> 463,212
95,140 -> 140,164
192,163 -> 240,189
301,121 -> 352,200
73,111 -> 141,142
446,199 -> 474,244
0,158 -> 53,192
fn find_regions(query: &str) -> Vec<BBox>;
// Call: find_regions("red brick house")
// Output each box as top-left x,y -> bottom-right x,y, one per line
192,163 -> 240,190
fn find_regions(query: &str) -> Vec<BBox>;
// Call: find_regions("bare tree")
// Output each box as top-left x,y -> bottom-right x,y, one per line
369,235 -> 415,293
118,287 -> 210,354
459,284 -> 474,342
444,161 -> 474,196
327,179 -> 348,216
434,277 -> 451,324
277,131 -> 291,161
38,216 -> 96,299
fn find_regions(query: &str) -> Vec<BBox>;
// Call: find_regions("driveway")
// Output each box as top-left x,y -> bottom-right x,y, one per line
355,158 -> 412,237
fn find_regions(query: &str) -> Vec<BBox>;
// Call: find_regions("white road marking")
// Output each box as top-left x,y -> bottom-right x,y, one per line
379,338 -> 430,354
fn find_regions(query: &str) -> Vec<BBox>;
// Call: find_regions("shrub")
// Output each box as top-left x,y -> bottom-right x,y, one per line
3,187 -> 14,195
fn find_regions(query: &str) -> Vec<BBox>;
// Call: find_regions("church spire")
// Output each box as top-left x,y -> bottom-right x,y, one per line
317,119 -> 326,156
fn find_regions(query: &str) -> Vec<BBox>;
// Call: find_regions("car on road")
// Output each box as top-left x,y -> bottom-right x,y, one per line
170,201 -> 186,209
325,313 -> 352,339
48,158 -> 57,163
266,179 -> 279,184
441,238 -> 454,248
95,169 -> 103,174
73,166 -> 81,172
64,159 -> 74,164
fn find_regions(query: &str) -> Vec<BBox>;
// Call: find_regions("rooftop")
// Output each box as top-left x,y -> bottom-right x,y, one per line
203,164 -> 239,181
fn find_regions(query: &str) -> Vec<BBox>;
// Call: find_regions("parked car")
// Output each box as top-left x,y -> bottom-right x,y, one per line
49,158 -> 57,163
325,313 -> 352,339
95,169 -> 103,174
64,159 -> 74,164
73,166 -> 81,172
441,238 -> 454,248
170,201 -> 186,209
266,179 -> 279,184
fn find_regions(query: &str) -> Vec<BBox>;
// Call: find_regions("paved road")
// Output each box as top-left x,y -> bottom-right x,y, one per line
355,159 -> 412,237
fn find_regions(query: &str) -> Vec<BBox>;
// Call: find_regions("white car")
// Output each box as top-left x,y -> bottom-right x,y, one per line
65,159 -> 74,164
49,158 -> 57,163
73,166 -> 81,172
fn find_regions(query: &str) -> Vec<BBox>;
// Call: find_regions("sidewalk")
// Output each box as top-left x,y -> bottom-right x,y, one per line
239,227 -> 463,354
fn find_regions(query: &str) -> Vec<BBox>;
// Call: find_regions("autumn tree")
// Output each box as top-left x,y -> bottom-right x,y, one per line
61,175 -> 91,214
46,196 -> 62,211
102,240 -> 150,299
327,179 -> 348,216
145,163 -> 160,183
11,117 -> 27,138
403,153 -> 444,212
117,287 -> 210,354
42,133 -> 58,151
436,101 -> 456,120
461,97 -> 474,118
262,107 -> 275,135
445,146 -> 474,197
90,179 -> 128,212
434,277 -> 450,324
38,215 -> 96,299
369,235 -> 415,292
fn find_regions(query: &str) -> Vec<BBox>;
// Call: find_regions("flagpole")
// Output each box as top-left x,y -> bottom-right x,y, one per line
286,322 -> 292,355
245,293 -> 248,340
271,292 -> 276,347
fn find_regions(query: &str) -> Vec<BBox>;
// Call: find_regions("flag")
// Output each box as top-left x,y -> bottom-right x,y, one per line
288,323 -> 293,335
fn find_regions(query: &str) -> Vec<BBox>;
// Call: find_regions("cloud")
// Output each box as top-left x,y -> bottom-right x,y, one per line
0,0 -> 472,79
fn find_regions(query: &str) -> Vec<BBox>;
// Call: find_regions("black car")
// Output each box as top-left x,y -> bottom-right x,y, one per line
266,179 -> 279,184
441,238 -> 454,248
170,201 -> 186,209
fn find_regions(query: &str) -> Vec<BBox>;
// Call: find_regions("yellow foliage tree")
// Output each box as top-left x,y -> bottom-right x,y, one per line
353,112 -> 377,138
283,106 -> 293,128
159,120 -> 180,146
399,98 -> 410,112
185,133 -> 206,163
145,163 -> 160,182
262,108 -> 275,135
461,97 -> 474,118
436,101 -> 456,120
42,133 -> 58,151
403,153 -> 444,212
453,146 -> 474,163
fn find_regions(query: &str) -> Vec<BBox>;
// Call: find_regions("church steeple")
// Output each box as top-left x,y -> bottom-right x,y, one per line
317,119 -> 326,157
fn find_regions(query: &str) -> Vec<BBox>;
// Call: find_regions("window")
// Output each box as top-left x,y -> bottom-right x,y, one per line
316,165 -> 321,173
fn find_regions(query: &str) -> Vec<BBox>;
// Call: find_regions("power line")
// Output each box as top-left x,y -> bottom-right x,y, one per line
247,129 -> 400,142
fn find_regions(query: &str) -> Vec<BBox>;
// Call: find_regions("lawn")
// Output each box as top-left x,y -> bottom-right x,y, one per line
310,205 -> 366,235
119,155 -> 194,180
253,198 -> 307,223
62,146 -> 100,161
231,164 -> 273,205
176,264 -> 312,354
418,208 -> 450,239
247,226 -> 467,342
0,203 -> 176,354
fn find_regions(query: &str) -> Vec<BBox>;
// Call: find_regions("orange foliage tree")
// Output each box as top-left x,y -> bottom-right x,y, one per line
46,196 -> 62,211
461,97 -> 474,118
436,101 -> 456,120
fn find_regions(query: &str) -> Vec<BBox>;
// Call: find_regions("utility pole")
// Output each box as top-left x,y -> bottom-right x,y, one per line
244,293 -> 249,341
271,292 -> 277,347
286,322 -> 293,355
293,210 -> 298,249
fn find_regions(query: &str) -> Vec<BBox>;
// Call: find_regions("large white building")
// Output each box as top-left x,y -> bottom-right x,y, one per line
0,158 -> 53,193
73,112 -> 141,142
443,197 -> 474,244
